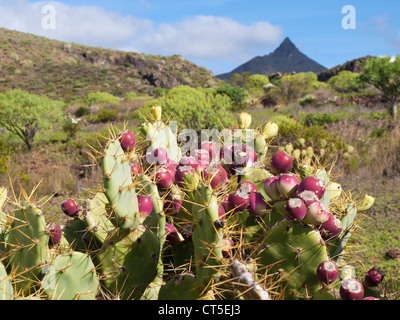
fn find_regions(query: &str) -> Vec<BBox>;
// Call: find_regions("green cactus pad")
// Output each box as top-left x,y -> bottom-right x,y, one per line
256,219 -> 328,300
191,183 -> 223,288
42,251 -> 98,300
101,139 -> 140,230
98,226 -> 161,300
0,261 -> 13,300
7,201 -> 50,294
158,273 -> 201,300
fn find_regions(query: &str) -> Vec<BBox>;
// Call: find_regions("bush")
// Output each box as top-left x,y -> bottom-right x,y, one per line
245,74 -> 270,97
216,84 -> 249,110
270,72 -> 317,105
84,91 -> 120,106
139,85 -> 234,132
327,71 -> 362,93
298,94 -> 317,106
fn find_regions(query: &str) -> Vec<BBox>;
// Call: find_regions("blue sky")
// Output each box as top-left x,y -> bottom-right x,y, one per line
1,0 -> 399,75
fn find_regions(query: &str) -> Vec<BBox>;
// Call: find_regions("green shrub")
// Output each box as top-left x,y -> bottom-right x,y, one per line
328,71 -> 362,93
274,72 -> 317,105
139,85 -> 234,132
96,109 -> 119,123
298,94 -> 317,106
216,84 -> 249,110
245,74 -> 270,97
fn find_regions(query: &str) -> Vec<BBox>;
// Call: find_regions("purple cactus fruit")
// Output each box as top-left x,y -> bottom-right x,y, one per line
163,163 -> 176,183
137,194 -> 153,216
193,149 -> 211,171
146,147 -> 168,165
218,204 -> 227,220
298,190 -> 319,207
237,180 -> 258,195
130,162 -> 142,176
270,150 -> 293,174
340,278 -> 364,300
221,238 -> 235,258
221,194 -> 230,212
228,190 -> 250,212
319,215 -> 343,240
165,223 -> 183,243
297,176 -> 326,200
163,193 -> 182,215
155,168 -> 173,189
118,129 -> 136,152
61,198 -> 79,217
364,267 -> 385,287
48,223 -> 62,246
363,297 -> 379,300
248,192 -> 267,217
277,173 -> 299,200
174,165 -> 196,188
200,141 -> 219,161
303,201 -> 331,225
235,145 -> 257,167
202,164 -> 228,189
264,176 -> 281,202
316,261 -> 339,285
285,198 -> 307,221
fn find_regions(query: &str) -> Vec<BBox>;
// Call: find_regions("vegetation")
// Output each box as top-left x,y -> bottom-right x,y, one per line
360,56 -> 400,119
0,89 -> 64,151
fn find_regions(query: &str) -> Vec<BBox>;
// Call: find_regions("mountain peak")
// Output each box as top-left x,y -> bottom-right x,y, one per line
273,37 -> 298,56
217,37 -> 326,80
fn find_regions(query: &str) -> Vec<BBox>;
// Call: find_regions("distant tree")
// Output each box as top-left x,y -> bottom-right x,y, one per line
360,56 -> 400,119
0,89 -> 64,151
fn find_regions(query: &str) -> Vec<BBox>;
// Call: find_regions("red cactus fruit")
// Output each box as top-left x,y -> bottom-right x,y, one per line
364,267 -> 385,287
270,151 -> 293,174
228,190 -> 250,212
235,145 -> 257,167
248,192 -> 267,217
137,195 -> 154,216
163,163 -> 176,183
130,162 -> 143,176
200,141 -> 219,161
146,147 -> 168,165
340,278 -> 364,300
48,223 -> 62,246
285,198 -> 307,221
277,173 -> 299,199
363,297 -> 379,300
316,260 -> 339,285
237,180 -> 258,195
264,176 -> 281,201
202,164 -> 228,189
155,168 -> 173,189
319,215 -> 342,240
297,190 -> 319,207
174,165 -> 196,188
303,201 -> 331,225
297,175 -> 326,199
193,149 -> 211,171
165,223 -> 183,243
118,129 -> 136,152
61,198 -> 79,217
218,204 -> 227,220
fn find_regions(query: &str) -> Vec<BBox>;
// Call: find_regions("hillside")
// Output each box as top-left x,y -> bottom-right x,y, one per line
217,37 -> 326,80
317,55 -> 373,82
0,28 -> 218,102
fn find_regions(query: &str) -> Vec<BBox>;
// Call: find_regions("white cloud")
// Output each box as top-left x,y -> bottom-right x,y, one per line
0,0 -> 283,70
135,15 -> 283,63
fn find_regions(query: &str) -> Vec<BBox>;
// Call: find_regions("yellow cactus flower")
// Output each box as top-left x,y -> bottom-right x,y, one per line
239,112 -> 252,129
153,105 -> 162,121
